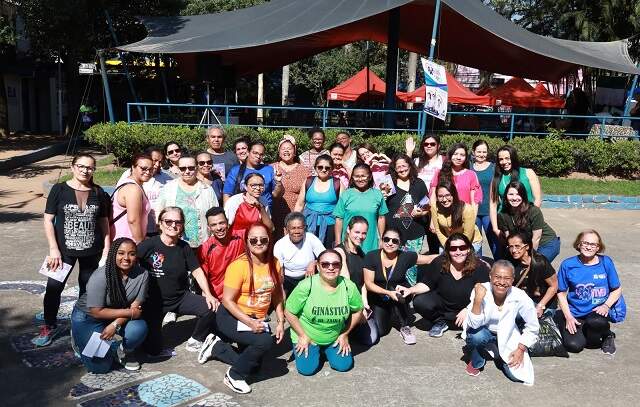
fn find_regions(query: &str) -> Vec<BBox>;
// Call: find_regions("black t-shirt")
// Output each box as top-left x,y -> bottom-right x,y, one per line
513,254 -> 557,308
363,250 -> 418,300
337,243 -> 365,290
418,256 -> 490,317
137,235 -> 200,307
45,182 -> 109,256
385,179 -> 428,241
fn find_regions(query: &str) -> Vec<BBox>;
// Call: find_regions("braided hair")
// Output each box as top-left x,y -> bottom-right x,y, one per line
104,237 -> 135,309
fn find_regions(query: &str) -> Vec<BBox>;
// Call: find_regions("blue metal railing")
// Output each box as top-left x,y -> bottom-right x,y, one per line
126,102 -> 640,140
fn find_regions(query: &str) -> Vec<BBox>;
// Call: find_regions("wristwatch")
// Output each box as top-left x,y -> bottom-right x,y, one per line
112,321 -> 121,332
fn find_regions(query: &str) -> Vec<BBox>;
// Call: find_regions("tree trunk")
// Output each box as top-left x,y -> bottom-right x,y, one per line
281,65 -> 289,118
0,73 -> 8,137
406,52 -> 417,109
257,73 -> 264,124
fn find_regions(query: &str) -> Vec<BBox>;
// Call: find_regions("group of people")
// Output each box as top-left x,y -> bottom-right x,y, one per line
36,126 -> 624,391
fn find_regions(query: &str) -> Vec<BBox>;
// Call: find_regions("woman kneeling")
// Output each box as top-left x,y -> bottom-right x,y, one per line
71,237 -> 148,373
285,249 -> 363,375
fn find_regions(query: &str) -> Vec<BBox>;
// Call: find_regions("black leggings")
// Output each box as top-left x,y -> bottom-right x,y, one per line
371,298 -> 410,337
413,291 -> 463,331
554,311 -> 611,353
43,254 -> 99,327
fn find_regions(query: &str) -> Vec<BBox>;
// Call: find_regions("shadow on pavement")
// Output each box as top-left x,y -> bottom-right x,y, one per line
0,211 -> 42,223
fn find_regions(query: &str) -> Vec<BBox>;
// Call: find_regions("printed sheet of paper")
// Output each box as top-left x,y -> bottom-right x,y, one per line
82,332 -> 112,358
38,259 -> 73,283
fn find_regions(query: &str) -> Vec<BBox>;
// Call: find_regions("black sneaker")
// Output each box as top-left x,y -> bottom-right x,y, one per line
602,332 -> 616,355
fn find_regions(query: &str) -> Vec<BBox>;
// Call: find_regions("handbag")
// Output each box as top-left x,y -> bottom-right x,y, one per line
608,295 -> 626,323
529,314 -> 569,358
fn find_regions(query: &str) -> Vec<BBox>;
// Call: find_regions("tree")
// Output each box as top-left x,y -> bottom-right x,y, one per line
0,7 -> 15,137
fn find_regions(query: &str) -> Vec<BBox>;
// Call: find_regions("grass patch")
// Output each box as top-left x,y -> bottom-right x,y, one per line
95,154 -> 116,167
60,168 -> 124,186
541,177 -> 640,196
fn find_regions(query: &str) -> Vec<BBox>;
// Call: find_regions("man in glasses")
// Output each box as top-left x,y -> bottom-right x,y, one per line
205,126 -> 238,181
299,128 -> 329,174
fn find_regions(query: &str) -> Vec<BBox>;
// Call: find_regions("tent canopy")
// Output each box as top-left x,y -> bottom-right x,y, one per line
326,68 -> 387,102
489,77 -> 565,108
120,0 -> 640,81
398,72 -> 492,105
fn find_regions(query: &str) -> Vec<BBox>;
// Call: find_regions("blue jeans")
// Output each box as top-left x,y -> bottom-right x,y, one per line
71,307 -> 148,373
293,342 -> 353,376
537,237 -> 560,263
465,326 -> 520,382
475,215 -> 498,257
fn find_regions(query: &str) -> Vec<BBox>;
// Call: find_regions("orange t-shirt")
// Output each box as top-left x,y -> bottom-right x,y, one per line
224,255 -> 283,319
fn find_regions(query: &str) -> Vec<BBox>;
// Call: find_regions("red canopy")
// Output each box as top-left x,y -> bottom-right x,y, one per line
326,68 -> 387,102
488,77 -> 565,108
397,72 -> 491,105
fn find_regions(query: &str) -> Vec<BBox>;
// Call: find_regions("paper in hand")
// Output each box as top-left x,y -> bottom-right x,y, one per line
38,258 -> 73,283
82,332 -> 112,358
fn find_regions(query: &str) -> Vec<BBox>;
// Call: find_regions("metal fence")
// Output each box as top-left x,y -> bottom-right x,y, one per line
126,102 -> 640,140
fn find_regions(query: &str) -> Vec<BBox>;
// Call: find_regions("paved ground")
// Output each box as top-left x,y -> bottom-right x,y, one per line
1,156 -> 639,406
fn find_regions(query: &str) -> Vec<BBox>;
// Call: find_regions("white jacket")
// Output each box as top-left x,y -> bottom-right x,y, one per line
466,282 -> 540,385
156,179 -> 218,247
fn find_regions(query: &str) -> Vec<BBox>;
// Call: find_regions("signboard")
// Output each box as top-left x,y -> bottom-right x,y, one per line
420,58 -> 448,121
79,63 -> 97,75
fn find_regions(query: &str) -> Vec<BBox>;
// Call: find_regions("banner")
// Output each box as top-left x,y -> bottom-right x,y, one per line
421,58 -> 448,121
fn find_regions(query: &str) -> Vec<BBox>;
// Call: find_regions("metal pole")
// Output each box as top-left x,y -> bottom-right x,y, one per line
623,71 -> 639,117
509,114 -> 515,140
57,52 -> 63,134
423,0 -> 443,138
384,8 -> 400,129
98,50 -> 115,123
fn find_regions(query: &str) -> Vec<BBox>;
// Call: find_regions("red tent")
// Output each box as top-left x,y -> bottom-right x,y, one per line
489,77 -> 565,108
326,68 -> 387,102
397,72 -> 491,105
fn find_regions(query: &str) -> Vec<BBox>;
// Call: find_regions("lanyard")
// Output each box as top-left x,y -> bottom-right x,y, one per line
380,251 -> 398,282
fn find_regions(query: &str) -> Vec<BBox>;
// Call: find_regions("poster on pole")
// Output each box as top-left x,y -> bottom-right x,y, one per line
421,58 -> 448,121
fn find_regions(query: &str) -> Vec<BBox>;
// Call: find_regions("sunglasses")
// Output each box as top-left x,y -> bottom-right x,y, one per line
198,160 -> 213,166
448,244 -> 469,252
167,148 -> 181,155
320,261 -> 341,269
179,166 -> 196,172
137,166 -> 153,173
248,237 -> 269,246
162,219 -> 184,227
423,142 -> 437,147
382,236 -> 400,245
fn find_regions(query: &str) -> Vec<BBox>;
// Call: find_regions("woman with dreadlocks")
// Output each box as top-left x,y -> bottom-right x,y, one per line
70,237 -> 149,373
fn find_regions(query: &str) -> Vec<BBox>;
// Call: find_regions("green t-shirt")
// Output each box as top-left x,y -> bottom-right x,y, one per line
333,188 -> 389,253
176,186 -> 199,245
286,274 -> 363,346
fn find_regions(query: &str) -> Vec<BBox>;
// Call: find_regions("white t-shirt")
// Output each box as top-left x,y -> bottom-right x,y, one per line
273,232 -> 325,278
414,155 -> 443,192
224,193 -> 269,225
486,304 -> 507,333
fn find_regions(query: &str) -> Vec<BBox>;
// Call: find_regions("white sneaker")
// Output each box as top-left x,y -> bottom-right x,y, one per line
224,367 -> 251,394
162,312 -> 177,325
198,333 -> 221,364
185,337 -> 204,352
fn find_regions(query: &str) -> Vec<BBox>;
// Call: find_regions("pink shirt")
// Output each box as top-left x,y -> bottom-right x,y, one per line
431,168 -> 482,205
111,179 -> 151,242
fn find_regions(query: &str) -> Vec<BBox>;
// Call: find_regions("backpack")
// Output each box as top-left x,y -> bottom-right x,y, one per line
304,176 -> 340,198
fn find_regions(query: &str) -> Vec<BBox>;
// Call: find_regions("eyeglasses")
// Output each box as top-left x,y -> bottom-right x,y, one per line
492,275 -> 514,282
198,160 -> 213,166
320,261 -> 341,269
162,219 -> 184,227
423,142 -> 437,147
437,194 -> 452,200
580,241 -> 600,248
316,165 -> 332,171
167,148 -> 181,155
74,164 -> 96,172
137,166 -> 153,173
179,166 -> 196,172
382,236 -> 400,245
248,237 -> 269,246
448,244 -> 469,252
507,244 -> 527,251
247,183 -> 265,189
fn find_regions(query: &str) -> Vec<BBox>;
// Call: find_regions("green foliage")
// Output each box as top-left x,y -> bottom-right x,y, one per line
181,0 -> 267,15
85,123 -> 640,179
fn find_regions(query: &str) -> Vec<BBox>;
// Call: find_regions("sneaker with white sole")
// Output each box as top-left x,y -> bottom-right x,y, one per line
70,329 -> 81,358
400,326 -> 416,345
162,312 -> 177,325
116,343 -> 141,371
224,367 -> 251,394
429,320 -> 449,337
185,337 -> 204,352
465,361 -> 481,377
601,332 -> 616,355
198,333 -> 221,364
31,325 -> 61,347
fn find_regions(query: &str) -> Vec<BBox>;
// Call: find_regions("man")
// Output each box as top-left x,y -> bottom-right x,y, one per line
336,131 -> 357,171
465,260 -> 539,385
273,212 -> 325,296
299,128 -> 329,173
206,126 -> 237,180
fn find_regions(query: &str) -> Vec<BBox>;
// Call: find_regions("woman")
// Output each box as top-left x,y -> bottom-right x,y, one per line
363,227 -> 435,345
111,153 -> 153,243
271,136 -> 311,239
357,142 -> 391,176
333,163 -> 388,253
138,207 -> 230,359
294,154 -> 343,248
219,223 -> 285,394
555,230 -> 622,355
497,181 -> 560,262
490,145 -> 542,248
464,261 -> 539,385
472,140 -> 497,256
410,233 -> 491,338
329,142 -> 350,189
223,141 -> 282,208
430,143 -> 482,206
225,173 -> 274,237
431,181 -> 482,253
196,151 -> 224,203
34,154 -> 111,347
156,156 -> 218,249
71,237 -> 148,373
234,137 -> 250,165
506,232 -> 558,316
164,141 -> 183,177
385,154 -> 429,286
285,249 -> 363,376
